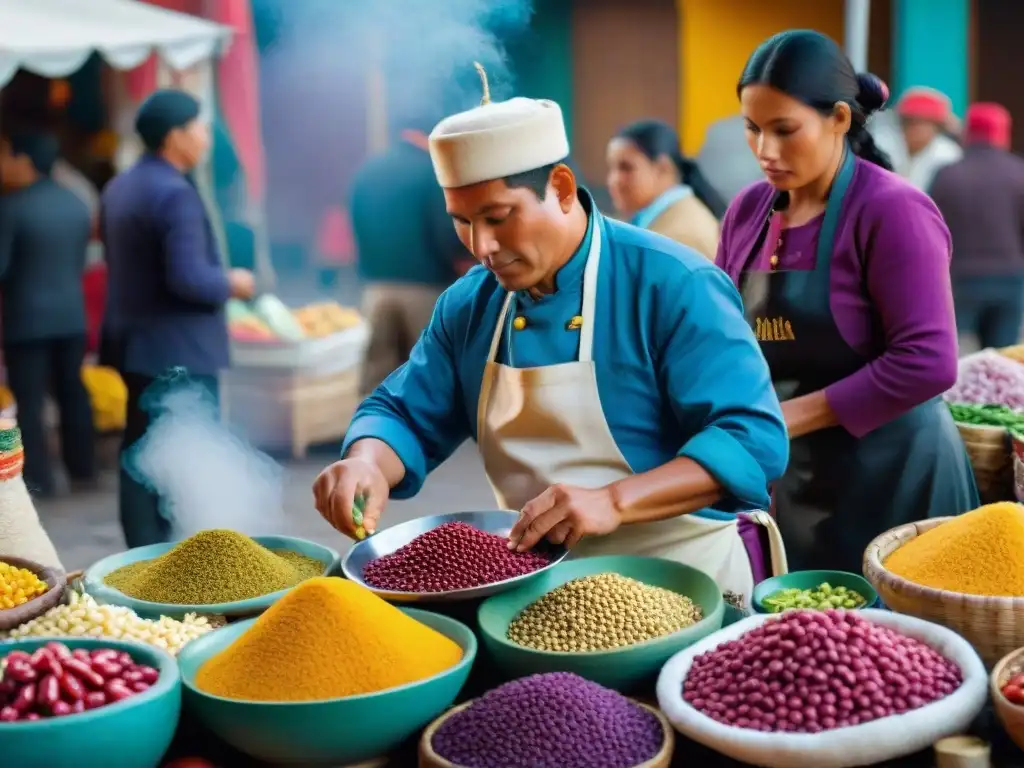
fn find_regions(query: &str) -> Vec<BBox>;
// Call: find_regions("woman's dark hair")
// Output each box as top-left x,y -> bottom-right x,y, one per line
616,120 -> 728,219
738,29 -> 893,171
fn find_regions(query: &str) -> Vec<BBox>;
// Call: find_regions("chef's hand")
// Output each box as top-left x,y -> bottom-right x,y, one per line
509,483 -> 621,552
313,457 -> 389,539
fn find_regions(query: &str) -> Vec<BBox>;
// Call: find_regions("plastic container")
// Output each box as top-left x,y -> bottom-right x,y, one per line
751,569 -> 879,614
477,555 -> 724,692
82,535 -> 339,619
176,609 -> 476,765
0,637 -> 181,768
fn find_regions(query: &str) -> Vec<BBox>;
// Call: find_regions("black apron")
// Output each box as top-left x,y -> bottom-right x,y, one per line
741,149 -> 979,573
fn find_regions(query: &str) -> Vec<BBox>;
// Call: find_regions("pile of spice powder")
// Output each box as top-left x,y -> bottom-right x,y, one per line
195,577 -> 463,701
362,521 -> 550,592
103,529 -> 324,604
431,672 -> 663,768
884,502 -> 1024,596
507,573 -> 703,652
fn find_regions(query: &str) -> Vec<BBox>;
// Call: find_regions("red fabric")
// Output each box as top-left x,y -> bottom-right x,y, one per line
896,88 -> 952,124
205,0 -> 266,201
316,207 -> 354,265
83,261 -> 107,355
966,103 -> 1012,150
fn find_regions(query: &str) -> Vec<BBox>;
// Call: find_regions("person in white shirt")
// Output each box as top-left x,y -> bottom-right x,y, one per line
891,87 -> 962,192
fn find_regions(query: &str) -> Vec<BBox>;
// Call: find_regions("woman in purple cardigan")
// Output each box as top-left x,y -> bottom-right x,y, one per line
716,30 -> 978,573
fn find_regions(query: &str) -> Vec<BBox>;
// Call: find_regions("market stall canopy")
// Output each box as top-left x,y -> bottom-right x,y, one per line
0,0 -> 232,88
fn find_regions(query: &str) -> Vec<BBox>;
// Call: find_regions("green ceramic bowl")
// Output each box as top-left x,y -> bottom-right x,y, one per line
177,608 -> 476,765
83,535 -> 340,619
752,569 -> 880,614
0,637 -> 181,768
477,555 -> 725,692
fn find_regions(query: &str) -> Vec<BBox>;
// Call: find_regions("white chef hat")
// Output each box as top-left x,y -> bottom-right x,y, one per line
429,63 -> 569,189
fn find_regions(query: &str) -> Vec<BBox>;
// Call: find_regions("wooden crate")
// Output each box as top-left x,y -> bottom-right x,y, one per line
221,366 -> 360,459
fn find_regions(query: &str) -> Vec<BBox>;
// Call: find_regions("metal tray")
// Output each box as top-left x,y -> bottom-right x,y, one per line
341,510 -> 569,603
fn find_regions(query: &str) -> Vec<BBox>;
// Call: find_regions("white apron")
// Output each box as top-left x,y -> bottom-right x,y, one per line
475,219 -> 786,604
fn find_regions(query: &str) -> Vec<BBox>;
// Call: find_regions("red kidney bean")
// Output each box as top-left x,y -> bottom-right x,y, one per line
58,671 -> 85,702
130,681 -> 150,693
4,662 -> 36,684
91,661 -> 122,679
137,666 -> 160,685
38,675 -> 60,709
62,659 -> 104,690
50,701 -> 73,717
115,652 -> 134,668
3,651 -> 30,665
12,683 -> 35,712
44,642 -> 72,661
104,681 -> 134,703
71,649 -> 91,663
70,700 -> 85,714
23,713 -> 40,722
0,706 -> 18,722
84,691 -> 107,710
90,649 -> 117,663
122,669 -> 144,684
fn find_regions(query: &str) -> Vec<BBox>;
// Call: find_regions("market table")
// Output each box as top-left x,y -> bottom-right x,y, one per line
160,599 -> 1024,768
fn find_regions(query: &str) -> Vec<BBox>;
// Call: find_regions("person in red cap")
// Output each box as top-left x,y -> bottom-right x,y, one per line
930,102 -> 1024,349
894,87 -> 963,190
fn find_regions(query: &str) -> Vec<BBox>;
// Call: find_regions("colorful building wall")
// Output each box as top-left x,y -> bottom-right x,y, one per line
677,0 -> 845,155
892,0 -> 969,115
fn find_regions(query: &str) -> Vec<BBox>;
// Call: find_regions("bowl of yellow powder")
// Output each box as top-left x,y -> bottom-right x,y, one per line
177,577 -> 476,765
864,502 -> 1024,666
83,530 -> 339,620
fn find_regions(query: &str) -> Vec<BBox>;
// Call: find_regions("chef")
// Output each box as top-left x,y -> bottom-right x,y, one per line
314,67 -> 789,601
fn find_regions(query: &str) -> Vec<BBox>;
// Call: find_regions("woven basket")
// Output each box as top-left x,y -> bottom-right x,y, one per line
0,555 -> 66,632
863,518 -> 1024,667
956,422 -> 1014,502
418,699 -> 674,768
990,646 -> 1024,752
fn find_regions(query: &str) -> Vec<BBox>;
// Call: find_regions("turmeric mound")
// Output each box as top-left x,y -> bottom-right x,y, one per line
885,502 -> 1024,596
195,577 -> 463,701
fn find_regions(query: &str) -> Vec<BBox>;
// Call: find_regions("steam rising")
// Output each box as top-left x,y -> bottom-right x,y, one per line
258,0 -> 533,239
123,379 -> 286,540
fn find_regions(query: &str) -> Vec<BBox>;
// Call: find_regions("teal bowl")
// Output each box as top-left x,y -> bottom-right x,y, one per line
177,608 -> 476,765
0,637 -> 180,768
83,535 -> 340,619
752,569 -> 880,614
477,555 -> 725,692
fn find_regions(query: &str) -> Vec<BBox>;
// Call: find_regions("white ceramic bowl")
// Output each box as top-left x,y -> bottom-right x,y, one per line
656,609 -> 987,768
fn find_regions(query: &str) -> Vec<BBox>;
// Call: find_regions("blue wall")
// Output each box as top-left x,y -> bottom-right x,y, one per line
892,0 -> 970,115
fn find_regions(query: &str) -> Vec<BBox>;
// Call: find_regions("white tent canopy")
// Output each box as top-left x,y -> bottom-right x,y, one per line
0,0 -> 232,88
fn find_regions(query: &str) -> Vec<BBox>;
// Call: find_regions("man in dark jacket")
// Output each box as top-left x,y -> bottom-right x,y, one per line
930,103 -> 1024,349
101,89 -> 255,547
350,121 -> 464,393
0,132 -> 95,495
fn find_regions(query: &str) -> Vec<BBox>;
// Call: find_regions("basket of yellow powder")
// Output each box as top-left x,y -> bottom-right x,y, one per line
864,502 -> 1024,666
83,530 -> 339,619
176,577 -> 476,765
0,555 -> 65,631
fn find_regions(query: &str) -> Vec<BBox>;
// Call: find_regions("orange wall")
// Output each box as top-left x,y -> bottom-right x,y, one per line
678,0 -> 845,154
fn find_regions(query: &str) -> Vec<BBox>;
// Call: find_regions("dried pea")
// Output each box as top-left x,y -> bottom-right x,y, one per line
761,582 -> 867,613
507,573 -> 702,652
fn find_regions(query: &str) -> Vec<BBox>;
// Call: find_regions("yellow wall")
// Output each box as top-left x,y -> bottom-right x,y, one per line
677,0 -> 845,154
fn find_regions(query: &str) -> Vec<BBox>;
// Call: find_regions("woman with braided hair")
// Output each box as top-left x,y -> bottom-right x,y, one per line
715,30 -> 978,573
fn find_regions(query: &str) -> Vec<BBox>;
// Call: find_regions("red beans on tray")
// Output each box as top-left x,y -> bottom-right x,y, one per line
362,521 -> 551,592
683,611 -> 962,733
0,642 -> 160,723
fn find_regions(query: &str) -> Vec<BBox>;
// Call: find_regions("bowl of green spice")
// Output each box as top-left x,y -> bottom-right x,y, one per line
83,530 -> 340,620
752,570 -> 879,614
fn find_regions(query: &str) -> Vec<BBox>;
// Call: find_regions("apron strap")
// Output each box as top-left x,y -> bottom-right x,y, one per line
487,293 -> 515,364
